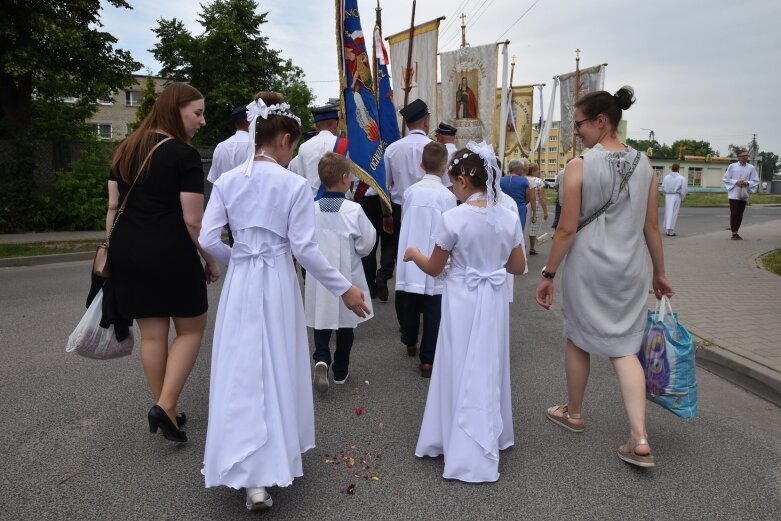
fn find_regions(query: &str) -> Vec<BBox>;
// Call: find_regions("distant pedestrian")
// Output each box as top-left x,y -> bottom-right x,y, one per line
404,141 -> 526,482
306,152 -> 375,393
395,142 -> 457,377
526,162 -> 547,254
723,149 -> 759,240
107,82 -> 220,444
662,163 -> 687,236
199,92 -> 369,511
499,158 -> 533,231
535,86 -> 674,469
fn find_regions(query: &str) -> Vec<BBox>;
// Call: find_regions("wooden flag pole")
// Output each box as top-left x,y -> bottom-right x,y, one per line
572,48 -> 581,159
401,0 -> 417,136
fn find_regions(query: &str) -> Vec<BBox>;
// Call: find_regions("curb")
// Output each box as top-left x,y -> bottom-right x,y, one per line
0,252 -> 93,268
695,339 -> 781,408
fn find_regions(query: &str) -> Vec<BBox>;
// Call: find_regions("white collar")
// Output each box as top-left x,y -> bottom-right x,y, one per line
409,129 -> 426,136
423,174 -> 442,182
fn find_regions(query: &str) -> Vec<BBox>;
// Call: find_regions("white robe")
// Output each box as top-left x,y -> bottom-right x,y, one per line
198,161 -> 351,490
662,172 -> 687,232
305,197 -> 375,330
415,203 -> 523,483
395,175 -> 457,296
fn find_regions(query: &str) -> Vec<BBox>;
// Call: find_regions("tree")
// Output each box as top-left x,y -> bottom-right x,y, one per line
131,74 -> 160,132
151,0 -> 314,145
758,151 -> 780,182
0,0 -> 141,139
626,138 -> 674,159
670,139 -> 714,158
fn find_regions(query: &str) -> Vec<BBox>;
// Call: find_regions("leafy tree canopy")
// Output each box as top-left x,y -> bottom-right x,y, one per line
670,139 -> 714,158
0,0 -> 141,139
152,0 -> 313,145
131,74 -> 159,132
151,0 -> 314,145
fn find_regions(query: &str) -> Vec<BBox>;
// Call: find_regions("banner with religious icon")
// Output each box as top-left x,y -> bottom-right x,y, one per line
337,0 -> 390,210
386,17 -> 442,132
492,85 -> 534,162
558,64 -> 605,153
440,43 -> 499,148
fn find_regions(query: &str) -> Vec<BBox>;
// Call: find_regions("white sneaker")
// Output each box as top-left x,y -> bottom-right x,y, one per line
245,487 -> 273,511
333,373 -> 349,385
313,362 -> 329,393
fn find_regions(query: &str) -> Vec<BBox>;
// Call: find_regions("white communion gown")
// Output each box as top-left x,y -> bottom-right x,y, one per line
199,160 -> 351,489
415,200 -> 523,482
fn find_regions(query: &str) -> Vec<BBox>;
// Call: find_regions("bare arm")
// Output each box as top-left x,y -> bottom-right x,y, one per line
181,192 -> 220,282
642,163 -> 674,299
403,245 -> 450,277
505,245 -> 527,275
534,158 -> 583,309
106,180 -> 119,239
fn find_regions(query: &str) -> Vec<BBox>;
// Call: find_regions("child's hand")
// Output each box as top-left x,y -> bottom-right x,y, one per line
342,286 -> 370,318
403,247 -> 419,263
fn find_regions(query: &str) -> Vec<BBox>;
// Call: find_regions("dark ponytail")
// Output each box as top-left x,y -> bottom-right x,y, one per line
575,85 -> 635,130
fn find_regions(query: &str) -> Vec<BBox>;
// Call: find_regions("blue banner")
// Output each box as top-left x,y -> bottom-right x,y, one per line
373,23 -> 400,148
340,0 -> 390,208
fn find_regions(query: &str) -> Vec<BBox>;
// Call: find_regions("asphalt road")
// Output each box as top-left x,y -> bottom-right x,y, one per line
1,209 -> 780,520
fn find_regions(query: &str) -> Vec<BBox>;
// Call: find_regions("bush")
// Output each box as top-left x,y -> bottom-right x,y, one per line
0,178 -> 51,232
48,144 -> 113,231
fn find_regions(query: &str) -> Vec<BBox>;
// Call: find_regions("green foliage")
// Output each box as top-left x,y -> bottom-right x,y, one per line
131,74 -> 160,132
758,151 -> 780,181
0,177 -> 50,232
0,0 -> 141,140
49,143 -> 113,230
151,0 -> 314,145
670,139 -> 714,158
626,138 -> 674,159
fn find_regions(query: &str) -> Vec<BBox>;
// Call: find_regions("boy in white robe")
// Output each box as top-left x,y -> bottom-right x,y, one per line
395,142 -> 457,377
661,163 -> 687,236
305,153 -> 375,392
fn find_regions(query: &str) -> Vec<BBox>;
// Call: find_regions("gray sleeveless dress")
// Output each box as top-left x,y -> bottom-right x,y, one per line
560,144 -> 652,357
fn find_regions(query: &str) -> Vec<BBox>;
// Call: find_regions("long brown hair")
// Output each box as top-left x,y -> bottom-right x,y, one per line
111,82 -> 204,183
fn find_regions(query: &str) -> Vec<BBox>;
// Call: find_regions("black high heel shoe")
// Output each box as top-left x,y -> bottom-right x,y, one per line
148,405 -> 188,443
176,412 -> 187,428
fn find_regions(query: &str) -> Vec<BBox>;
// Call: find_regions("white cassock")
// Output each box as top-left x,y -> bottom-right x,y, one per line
208,130 -> 251,183
498,192 -> 528,302
288,130 -> 337,194
384,130 -> 452,204
199,161 -> 351,489
661,172 -> 687,232
305,196 -> 375,329
395,174 -> 457,296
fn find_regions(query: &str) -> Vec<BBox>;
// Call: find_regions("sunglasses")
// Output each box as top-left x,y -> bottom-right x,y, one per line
574,116 -> 596,129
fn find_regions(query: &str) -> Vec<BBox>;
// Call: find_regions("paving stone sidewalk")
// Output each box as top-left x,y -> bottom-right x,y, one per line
661,219 -> 781,404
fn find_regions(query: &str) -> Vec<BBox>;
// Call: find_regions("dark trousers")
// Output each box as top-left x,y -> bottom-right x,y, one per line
729,199 -> 748,233
312,328 -> 354,380
552,199 -> 562,229
359,196 -> 400,293
397,291 -> 442,364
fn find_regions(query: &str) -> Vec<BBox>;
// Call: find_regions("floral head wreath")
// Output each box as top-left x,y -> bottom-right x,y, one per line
449,141 -> 503,229
241,98 -> 301,175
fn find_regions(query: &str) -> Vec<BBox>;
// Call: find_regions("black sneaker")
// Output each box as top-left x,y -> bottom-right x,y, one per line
731,233 -> 743,240
376,280 -> 389,302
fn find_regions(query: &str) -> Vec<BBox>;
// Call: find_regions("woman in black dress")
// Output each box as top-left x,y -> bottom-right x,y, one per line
107,82 -> 220,443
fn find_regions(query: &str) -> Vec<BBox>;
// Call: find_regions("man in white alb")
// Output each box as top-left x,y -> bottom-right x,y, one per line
434,122 -> 458,161
723,149 -> 760,240
289,104 -> 341,195
208,105 -> 250,184
661,163 -> 687,236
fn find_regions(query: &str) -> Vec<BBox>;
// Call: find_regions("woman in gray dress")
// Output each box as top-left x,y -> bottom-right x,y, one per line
534,86 -> 673,468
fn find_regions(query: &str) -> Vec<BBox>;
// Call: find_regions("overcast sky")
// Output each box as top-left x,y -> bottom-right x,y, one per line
100,0 -> 781,156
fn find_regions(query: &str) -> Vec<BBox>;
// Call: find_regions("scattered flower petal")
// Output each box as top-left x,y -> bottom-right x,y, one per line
346,483 -> 355,495
346,457 -> 355,469
355,407 -> 364,416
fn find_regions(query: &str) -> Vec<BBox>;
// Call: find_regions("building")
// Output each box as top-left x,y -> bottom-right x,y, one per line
649,155 -> 761,192
65,75 -> 170,142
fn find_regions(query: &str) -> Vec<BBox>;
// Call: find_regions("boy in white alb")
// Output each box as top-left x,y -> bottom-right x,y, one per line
395,142 -> 457,377
306,153 -> 376,393
661,163 -> 687,236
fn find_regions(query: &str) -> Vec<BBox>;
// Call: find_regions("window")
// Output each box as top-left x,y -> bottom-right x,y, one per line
548,158 -> 557,164
548,146 -> 557,153
688,167 -> 702,186
549,135 -> 558,142
652,166 -> 664,184
99,93 -> 115,105
126,90 -> 142,106
62,96 -> 79,104
96,123 -> 112,140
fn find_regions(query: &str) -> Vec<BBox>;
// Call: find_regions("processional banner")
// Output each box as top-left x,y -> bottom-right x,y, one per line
387,18 -> 442,132
440,43 -> 499,149
337,0 -> 389,209
558,64 -> 605,153
493,85 -> 534,161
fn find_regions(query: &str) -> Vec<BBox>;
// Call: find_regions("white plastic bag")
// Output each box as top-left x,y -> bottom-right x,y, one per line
66,290 -> 134,360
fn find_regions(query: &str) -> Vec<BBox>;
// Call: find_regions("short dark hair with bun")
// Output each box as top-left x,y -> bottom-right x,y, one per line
575,86 -> 635,130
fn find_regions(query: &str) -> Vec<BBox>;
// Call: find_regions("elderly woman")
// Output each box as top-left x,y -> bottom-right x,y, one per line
535,86 -> 674,468
107,82 -> 220,443
499,158 -> 534,231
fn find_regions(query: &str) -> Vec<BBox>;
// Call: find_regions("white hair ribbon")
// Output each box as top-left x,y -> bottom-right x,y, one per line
241,99 -> 268,176
465,140 -> 503,230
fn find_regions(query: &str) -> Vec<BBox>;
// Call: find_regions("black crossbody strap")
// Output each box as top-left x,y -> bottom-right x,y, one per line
577,151 -> 642,232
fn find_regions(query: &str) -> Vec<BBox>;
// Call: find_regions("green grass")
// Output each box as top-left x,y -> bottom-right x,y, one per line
0,239 -> 103,259
760,249 -> 781,276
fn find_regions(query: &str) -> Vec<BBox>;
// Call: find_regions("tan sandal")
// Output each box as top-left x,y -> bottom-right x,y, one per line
618,438 -> 656,468
545,404 -> 584,433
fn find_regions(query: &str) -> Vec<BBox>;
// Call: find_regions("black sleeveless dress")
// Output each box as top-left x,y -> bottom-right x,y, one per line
109,134 -> 207,318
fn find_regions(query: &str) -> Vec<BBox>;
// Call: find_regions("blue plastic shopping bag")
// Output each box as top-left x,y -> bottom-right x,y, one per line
637,297 -> 698,418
